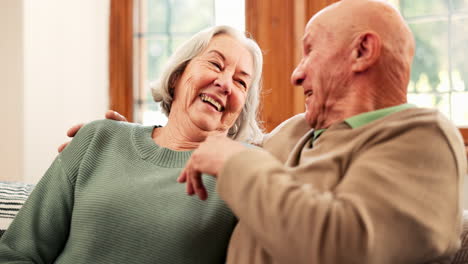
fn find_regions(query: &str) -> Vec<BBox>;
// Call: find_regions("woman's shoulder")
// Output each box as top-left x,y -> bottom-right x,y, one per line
62,120 -> 142,156
83,119 -> 136,132
59,120 -> 146,176
77,119 -> 149,139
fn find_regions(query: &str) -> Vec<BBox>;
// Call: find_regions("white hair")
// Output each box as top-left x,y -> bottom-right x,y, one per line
152,25 -> 264,143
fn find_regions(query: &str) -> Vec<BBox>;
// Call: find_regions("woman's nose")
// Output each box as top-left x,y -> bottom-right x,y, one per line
214,73 -> 233,95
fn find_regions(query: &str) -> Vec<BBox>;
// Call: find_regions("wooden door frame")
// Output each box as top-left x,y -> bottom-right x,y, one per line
109,0 -> 134,122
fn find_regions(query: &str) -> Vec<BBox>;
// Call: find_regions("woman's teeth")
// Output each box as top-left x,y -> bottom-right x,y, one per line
200,94 -> 223,112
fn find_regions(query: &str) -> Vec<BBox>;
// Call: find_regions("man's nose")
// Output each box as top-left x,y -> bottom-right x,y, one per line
291,63 -> 305,86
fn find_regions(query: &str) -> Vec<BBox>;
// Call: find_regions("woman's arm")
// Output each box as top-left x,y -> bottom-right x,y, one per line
0,157 -> 75,263
1,121 -> 98,263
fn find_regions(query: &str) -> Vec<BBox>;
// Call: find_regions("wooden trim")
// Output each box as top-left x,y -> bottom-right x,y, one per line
109,0 -> 134,122
245,0 -> 302,132
305,0 -> 341,18
245,0 -> 339,132
460,128 -> 468,160
460,128 -> 468,145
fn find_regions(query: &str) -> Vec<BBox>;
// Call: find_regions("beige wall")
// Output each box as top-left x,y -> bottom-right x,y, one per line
23,0 -> 110,183
0,0 -> 109,184
1,0 -> 24,182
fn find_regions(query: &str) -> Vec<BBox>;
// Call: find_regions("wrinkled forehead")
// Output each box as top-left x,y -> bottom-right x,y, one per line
302,19 -> 331,48
205,34 -> 247,55
208,35 -> 244,53
204,34 -> 254,75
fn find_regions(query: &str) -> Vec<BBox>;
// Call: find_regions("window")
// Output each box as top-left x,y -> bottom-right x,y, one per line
133,0 -> 245,125
389,0 -> 468,126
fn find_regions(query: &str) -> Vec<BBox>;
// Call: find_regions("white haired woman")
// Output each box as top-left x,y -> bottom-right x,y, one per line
0,25 -> 263,264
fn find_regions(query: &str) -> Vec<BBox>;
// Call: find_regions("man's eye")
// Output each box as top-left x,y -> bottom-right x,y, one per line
210,61 -> 222,70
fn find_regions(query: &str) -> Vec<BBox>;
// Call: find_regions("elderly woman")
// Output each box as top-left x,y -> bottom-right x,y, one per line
0,25 -> 263,264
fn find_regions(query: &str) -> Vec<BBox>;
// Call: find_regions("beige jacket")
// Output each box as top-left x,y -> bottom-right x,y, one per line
217,108 -> 467,264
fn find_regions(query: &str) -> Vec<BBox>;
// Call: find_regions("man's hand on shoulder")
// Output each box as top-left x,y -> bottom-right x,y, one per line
104,110 -> 128,122
57,110 -> 128,152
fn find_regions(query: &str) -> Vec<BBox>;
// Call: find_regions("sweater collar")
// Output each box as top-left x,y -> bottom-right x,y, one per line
132,125 -> 193,168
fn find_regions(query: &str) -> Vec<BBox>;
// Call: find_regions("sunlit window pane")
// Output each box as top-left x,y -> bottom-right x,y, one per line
408,93 -> 451,117
408,21 -> 448,93
396,0 -> 468,125
452,18 -> 468,93
452,0 -> 468,12
452,92 -> 468,125
400,0 -> 449,17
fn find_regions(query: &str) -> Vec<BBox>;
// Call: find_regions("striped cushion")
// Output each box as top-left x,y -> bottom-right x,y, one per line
451,211 -> 468,263
0,181 -> 35,237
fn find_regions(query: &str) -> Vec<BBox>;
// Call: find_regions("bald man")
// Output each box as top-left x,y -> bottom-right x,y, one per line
181,0 -> 467,263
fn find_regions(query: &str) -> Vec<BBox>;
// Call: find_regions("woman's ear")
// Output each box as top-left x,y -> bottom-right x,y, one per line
351,32 -> 381,73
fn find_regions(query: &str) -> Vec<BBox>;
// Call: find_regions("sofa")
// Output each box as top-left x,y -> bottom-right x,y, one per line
1,181 -> 468,263
0,182 -> 34,238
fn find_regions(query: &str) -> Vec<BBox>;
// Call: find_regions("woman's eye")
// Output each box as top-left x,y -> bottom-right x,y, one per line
237,79 -> 247,89
210,61 -> 222,70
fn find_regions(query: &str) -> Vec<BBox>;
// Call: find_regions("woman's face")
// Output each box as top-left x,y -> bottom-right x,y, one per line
170,34 -> 254,134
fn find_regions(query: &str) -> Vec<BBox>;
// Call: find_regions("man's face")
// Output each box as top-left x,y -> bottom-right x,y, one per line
290,18 -> 352,129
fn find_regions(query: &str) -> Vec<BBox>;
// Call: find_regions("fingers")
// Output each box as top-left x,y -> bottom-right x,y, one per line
192,173 -> 207,200
58,123 -> 83,153
67,123 -> 84,137
179,167 -> 208,200
187,167 -> 207,200
57,141 -> 70,153
186,170 -> 194,195
177,171 -> 187,183
105,110 -> 128,122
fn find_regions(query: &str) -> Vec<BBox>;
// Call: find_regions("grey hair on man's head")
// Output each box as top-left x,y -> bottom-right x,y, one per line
152,25 -> 264,144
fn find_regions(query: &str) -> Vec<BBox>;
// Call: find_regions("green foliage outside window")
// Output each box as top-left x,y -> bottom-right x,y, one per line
395,0 -> 468,125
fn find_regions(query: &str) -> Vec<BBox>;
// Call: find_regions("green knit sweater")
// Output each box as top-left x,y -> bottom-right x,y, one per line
0,120 -> 237,264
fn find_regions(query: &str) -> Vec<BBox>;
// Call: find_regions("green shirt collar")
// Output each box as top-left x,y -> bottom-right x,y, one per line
312,103 -> 415,144
345,103 -> 416,129
313,128 -> 326,141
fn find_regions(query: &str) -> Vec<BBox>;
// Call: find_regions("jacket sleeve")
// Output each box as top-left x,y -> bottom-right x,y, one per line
0,122 -> 98,263
217,124 -> 465,264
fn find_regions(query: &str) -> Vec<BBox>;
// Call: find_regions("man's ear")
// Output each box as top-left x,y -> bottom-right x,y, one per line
351,32 -> 381,73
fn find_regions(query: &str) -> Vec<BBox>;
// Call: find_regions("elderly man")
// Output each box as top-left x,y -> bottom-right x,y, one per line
180,0 -> 467,263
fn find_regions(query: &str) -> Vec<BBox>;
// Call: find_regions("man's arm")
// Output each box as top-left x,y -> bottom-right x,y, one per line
218,125 -> 463,263
183,124 -> 464,263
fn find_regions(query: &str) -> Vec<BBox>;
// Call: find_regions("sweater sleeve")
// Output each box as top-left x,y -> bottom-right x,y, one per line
217,124 -> 464,263
0,122 -> 98,263
0,157 -> 74,263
